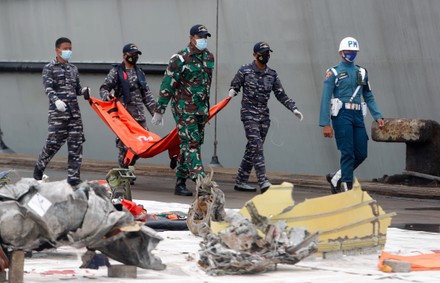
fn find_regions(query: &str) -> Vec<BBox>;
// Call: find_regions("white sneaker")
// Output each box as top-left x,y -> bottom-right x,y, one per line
37,174 -> 50,183
234,182 -> 257,192
42,174 -> 49,182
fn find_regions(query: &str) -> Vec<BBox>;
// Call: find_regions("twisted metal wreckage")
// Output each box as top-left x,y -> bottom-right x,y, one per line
187,173 -> 320,275
0,170 -> 165,271
187,173 -> 395,275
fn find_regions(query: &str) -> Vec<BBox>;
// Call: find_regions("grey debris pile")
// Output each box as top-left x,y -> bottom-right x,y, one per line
0,178 -> 165,270
198,212 -> 319,275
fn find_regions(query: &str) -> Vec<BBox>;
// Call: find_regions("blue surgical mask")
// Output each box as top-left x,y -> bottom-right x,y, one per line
342,51 -> 357,63
61,50 -> 72,61
195,38 -> 208,51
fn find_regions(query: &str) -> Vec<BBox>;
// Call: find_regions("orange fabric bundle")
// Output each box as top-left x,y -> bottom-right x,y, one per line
378,250 -> 440,271
121,199 -> 147,222
88,96 -> 231,166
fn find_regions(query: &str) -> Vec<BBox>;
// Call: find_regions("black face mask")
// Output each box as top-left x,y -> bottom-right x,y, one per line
257,53 -> 270,64
126,54 -> 139,65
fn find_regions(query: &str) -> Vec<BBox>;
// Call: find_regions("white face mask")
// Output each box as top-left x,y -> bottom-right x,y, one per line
195,38 -> 208,51
60,50 -> 72,61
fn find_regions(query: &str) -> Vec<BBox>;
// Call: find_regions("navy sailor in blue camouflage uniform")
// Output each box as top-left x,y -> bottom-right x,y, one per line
319,37 -> 384,193
99,43 -> 157,169
229,42 -> 304,193
33,37 -> 89,187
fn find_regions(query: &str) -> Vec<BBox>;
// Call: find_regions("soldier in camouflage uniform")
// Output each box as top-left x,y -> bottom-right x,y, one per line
33,37 -> 89,187
229,42 -> 304,193
99,43 -> 157,169
152,24 -> 214,196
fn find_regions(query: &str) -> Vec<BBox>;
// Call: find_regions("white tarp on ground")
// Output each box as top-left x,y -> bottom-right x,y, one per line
16,200 -> 440,283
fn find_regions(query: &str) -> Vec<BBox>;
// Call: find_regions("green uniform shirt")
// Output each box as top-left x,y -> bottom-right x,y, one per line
157,44 -> 214,117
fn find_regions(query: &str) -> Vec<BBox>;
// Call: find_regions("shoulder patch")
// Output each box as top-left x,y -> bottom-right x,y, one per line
170,54 -> 184,62
325,70 -> 333,80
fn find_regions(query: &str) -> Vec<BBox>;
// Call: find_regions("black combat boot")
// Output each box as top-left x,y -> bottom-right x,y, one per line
326,172 -> 341,194
340,182 -> 353,192
175,177 -> 193,196
68,179 -> 83,188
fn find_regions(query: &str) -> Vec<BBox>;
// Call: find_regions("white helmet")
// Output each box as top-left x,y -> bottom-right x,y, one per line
339,37 -> 359,52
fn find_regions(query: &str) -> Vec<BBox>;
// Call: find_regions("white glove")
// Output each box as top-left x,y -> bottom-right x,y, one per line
80,86 -> 90,95
55,100 -> 67,112
104,93 -> 115,101
151,112 -> 164,126
293,109 -> 303,121
228,89 -> 238,97
80,86 -> 90,99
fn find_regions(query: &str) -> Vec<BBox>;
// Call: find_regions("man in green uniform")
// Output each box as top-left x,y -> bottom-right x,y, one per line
152,24 -> 214,196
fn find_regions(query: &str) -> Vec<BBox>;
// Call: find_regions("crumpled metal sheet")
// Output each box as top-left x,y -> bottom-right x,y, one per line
198,212 -> 319,275
187,173 -> 226,237
0,178 -> 165,270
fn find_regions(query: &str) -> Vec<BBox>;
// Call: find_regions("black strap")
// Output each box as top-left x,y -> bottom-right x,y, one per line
117,64 -> 148,103
117,64 -> 131,104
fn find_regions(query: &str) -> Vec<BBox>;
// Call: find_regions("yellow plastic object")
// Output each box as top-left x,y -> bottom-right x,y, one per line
211,183 -> 295,233
212,181 -> 395,254
242,182 -> 296,217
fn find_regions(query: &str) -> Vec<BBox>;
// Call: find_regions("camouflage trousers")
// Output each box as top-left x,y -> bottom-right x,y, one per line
35,115 -> 85,184
236,119 -> 270,187
174,113 -> 207,180
116,119 -> 147,168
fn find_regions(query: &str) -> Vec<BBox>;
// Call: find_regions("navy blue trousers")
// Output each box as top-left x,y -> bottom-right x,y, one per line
331,108 -> 368,183
236,119 -> 270,186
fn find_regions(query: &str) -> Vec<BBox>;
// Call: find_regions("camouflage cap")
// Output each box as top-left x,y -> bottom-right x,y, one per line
190,24 -> 211,37
253,42 -> 273,53
122,43 -> 142,55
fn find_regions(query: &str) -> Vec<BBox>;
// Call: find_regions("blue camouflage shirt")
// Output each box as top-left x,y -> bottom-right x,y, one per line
230,61 -> 297,121
42,59 -> 82,118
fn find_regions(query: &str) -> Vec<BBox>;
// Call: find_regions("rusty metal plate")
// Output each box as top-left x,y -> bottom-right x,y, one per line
372,118 -> 431,142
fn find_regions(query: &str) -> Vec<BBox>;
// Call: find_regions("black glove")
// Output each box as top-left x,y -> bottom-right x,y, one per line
170,155 -> 177,169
